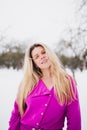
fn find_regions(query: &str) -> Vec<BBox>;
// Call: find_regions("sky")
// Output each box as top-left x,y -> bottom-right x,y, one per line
0,0 -> 76,48
0,68 -> 87,130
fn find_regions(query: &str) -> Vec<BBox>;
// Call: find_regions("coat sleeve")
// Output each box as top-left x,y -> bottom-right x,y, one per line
8,101 -> 21,130
66,76 -> 81,130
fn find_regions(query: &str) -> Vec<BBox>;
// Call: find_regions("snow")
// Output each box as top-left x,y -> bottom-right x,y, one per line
0,68 -> 87,130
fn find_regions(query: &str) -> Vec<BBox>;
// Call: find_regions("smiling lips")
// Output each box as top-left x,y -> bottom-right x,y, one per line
41,59 -> 48,64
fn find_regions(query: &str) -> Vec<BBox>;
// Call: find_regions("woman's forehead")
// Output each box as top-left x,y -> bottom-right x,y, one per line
32,46 -> 45,55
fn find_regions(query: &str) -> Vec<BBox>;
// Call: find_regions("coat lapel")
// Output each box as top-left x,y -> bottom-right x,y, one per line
31,79 -> 52,97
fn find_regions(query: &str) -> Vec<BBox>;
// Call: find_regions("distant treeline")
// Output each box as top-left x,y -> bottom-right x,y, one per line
0,44 -> 86,71
0,44 -> 25,69
0,51 -> 24,69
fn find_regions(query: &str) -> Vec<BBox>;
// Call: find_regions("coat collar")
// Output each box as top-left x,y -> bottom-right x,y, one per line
30,79 -> 54,97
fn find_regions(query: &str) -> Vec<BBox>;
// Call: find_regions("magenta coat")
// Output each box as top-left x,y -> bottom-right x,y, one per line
8,76 -> 81,130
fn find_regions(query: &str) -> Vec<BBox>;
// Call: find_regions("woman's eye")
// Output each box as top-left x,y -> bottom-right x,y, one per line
34,55 -> 39,59
42,51 -> 46,54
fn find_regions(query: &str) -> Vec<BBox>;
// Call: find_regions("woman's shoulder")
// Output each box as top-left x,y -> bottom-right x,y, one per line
67,74 -> 77,86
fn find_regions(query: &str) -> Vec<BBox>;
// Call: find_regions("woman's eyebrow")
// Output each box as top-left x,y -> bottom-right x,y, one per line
33,48 -> 45,57
33,53 -> 38,57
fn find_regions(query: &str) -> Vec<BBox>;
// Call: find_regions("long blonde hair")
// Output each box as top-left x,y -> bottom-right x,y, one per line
17,43 -> 76,116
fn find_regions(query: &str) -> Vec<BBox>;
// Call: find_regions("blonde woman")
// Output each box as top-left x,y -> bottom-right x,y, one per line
8,43 -> 81,130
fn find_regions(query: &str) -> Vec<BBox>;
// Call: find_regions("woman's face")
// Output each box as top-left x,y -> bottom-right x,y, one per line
31,46 -> 51,70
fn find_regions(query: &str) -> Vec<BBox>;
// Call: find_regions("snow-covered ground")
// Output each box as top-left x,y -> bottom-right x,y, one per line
0,68 -> 87,130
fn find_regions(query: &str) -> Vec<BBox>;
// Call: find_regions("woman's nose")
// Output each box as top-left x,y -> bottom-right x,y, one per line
40,54 -> 44,59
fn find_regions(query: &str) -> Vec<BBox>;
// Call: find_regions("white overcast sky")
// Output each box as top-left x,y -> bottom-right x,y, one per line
0,0 -> 77,48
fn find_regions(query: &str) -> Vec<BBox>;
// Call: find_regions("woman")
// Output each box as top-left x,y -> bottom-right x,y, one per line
8,43 -> 81,130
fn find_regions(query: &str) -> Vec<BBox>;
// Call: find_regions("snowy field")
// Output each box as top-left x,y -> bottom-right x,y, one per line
0,68 -> 87,130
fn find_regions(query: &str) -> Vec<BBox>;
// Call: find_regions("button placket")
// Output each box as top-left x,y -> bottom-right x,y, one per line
36,93 -> 52,129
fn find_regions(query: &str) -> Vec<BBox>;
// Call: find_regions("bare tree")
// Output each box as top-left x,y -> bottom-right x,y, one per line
58,27 -> 87,57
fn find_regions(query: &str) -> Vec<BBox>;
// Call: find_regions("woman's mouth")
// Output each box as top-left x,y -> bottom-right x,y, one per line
41,59 -> 48,64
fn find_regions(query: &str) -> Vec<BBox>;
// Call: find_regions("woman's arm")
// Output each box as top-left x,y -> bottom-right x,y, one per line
66,76 -> 81,130
8,100 -> 21,130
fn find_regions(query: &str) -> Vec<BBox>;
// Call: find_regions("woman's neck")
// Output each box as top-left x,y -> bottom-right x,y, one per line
41,70 -> 53,90
41,68 -> 51,79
